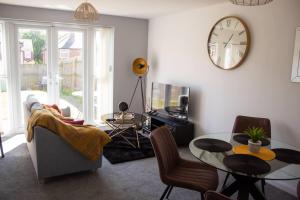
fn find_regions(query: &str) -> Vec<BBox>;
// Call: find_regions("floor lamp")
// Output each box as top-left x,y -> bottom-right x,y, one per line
128,58 -> 149,113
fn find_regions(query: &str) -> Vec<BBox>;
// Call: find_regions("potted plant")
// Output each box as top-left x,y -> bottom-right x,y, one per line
244,127 -> 266,153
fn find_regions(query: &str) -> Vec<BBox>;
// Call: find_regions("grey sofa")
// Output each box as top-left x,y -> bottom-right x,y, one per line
24,96 -> 102,181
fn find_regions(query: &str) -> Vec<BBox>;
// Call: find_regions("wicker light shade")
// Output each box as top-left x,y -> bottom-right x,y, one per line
74,2 -> 99,21
230,0 -> 273,6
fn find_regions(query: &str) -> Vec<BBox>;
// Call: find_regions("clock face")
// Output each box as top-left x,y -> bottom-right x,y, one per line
208,16 -> 250,70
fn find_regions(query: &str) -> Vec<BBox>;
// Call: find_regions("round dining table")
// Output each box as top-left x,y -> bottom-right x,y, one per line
189,133 -> 300,200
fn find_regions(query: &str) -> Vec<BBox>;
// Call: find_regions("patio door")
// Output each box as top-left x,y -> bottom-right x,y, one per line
0,22 -> 9,132
3,21 -> 114,132
17,27 -> 50,103
16,26 -> 86,120
16,26 -> 51,127
55,29 -> 85,119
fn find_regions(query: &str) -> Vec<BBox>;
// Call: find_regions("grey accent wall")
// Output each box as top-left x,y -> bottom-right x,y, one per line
0,3 -> 148,113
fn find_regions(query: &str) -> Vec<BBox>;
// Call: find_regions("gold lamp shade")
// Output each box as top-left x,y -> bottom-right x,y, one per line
132,58 -> 148,77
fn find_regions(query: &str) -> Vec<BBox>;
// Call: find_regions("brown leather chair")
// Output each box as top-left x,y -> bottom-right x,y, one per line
232,115 -> 271,138
223,115 -> 271,193
150,126 -> 219,199
205,191 -> 233,200
297,181 -> 300,200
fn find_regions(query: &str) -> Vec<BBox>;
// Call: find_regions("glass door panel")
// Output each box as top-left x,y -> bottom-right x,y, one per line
57,30 -> 83,119
0,23 -> 9,132
18,28 -> 48,104
93,28 -> 113,123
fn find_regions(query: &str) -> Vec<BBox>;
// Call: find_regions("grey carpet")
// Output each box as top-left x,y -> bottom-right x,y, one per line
0,138 -> 297,200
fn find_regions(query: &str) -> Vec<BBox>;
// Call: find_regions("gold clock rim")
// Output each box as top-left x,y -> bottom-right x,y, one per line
207,16 -> 251,70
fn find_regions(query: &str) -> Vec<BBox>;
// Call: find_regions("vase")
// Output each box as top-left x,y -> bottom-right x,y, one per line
248,139 -> 262,153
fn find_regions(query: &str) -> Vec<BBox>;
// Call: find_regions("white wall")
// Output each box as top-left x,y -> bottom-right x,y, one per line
148,0 -> 300,194
0,4 -> 148,113
147,0 -> 300,148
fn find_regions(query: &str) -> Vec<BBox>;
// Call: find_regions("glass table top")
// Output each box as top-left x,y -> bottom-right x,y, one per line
189,133 -> 300,180
101,112 -> 146,125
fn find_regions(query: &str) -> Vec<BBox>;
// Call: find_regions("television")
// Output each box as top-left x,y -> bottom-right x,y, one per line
151,82 -> 190,120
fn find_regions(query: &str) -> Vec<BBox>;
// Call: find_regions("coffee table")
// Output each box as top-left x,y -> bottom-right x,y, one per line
102,112 -> 147,148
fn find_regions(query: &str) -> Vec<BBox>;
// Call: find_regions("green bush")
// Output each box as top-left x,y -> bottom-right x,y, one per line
244,127 -> 265,143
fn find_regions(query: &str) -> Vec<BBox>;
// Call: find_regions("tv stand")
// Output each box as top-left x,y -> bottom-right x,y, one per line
144,113 -> 194,147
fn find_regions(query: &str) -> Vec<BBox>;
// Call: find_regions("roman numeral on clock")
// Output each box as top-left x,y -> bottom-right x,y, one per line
219,23 -> 223,31
238,51 -> 244,58
227,20 -> 231,27
217,56 -> 221,65
234,21 -> 239,29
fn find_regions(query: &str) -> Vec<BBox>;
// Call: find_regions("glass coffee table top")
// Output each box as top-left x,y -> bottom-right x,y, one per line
101,112 -> 146,126
189,133 -> 300,180
101,112 -> 147,149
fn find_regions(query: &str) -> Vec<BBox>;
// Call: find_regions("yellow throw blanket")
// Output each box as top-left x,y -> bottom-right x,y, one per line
27,109 -> 111,161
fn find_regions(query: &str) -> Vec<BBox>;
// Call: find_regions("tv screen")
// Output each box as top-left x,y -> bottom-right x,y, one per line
151,82 -> 190,119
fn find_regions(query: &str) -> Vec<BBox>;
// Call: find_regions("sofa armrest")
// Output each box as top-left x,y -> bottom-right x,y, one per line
30,126 -> 101,180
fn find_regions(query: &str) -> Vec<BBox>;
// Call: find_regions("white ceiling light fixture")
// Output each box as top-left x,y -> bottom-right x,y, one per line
229,0 -> 274,6
74,0 -> 99,22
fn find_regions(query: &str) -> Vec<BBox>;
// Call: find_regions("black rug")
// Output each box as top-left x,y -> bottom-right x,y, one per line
103,130 -> 155,164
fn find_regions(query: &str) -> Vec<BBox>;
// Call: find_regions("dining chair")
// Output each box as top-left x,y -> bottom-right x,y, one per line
222,115 -> 271,193
150,126 -> 219,200
297,181 -> 300,200
205,191 -> 233,200
232,115 -> 271,138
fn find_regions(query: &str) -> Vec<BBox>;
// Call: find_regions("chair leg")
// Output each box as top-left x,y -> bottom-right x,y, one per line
160,185 -> 170,200
135,130 -> 140,148
166,186 -> 173,199
201,192 -> 205,200
222,173 -> 230,188
261,179 -> 266,194
0,135 -> 4,158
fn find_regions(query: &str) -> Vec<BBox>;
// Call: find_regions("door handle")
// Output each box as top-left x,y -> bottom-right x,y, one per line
55,74 -> 63,85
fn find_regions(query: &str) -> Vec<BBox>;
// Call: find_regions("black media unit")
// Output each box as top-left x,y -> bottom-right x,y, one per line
144,113 -> 194,147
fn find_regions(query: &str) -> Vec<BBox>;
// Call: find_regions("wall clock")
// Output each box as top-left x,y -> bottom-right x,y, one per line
208,16 -> 250,70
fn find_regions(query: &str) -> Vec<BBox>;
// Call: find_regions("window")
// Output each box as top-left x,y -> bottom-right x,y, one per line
0,22 -> 9,132
2,21 -> 114,132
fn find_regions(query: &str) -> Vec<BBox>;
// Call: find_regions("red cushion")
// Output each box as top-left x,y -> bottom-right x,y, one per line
64,120 -> 84,125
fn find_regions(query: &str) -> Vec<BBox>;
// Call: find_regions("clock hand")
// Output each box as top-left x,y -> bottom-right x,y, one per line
224,34 -> 234,48
223,42 -> 246,45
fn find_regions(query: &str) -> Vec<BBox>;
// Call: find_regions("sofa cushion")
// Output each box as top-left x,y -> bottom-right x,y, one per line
61,107 -> 71,117
26,95 -> 42,112
31,102 -> 43,112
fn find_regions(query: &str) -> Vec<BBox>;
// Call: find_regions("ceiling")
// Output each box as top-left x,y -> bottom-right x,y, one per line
0,0 -> 227,19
